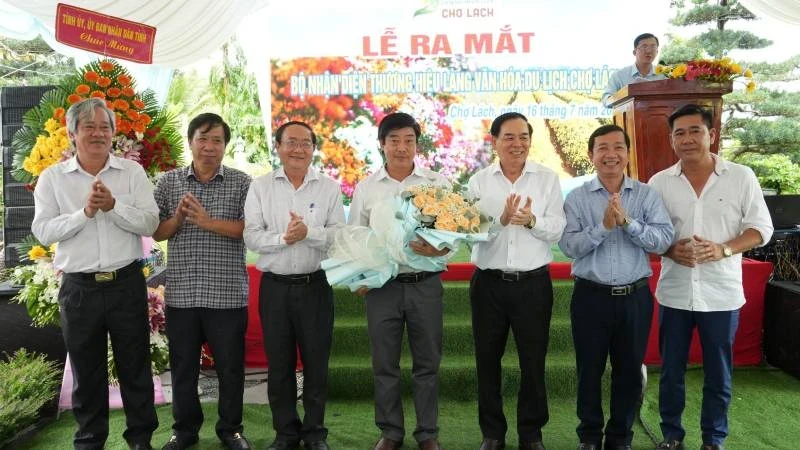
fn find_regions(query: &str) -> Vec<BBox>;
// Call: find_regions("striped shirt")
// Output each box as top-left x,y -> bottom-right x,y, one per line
154,164 -> 251,309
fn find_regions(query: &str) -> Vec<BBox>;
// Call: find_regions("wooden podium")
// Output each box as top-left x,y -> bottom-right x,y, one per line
608,78 -> 732,182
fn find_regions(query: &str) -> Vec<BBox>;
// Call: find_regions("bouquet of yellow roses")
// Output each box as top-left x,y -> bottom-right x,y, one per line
322,184 -> 489,291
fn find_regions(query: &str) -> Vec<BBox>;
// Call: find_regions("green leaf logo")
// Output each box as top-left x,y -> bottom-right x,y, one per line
413,0 -> 440,17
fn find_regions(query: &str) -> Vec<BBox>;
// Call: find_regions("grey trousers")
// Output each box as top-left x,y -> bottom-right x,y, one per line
365,275 -> 444,443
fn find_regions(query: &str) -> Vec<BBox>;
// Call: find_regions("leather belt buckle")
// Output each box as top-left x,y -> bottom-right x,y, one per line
95,272 -> 115,283
611,285 -> 629,296
501,271 -> 520,282
296,274 -> 311,284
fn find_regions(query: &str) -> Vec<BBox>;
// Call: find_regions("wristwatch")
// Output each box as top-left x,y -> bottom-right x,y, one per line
525,215 -> 537,229
622,216 -> 633,228
722,244 -> 733,257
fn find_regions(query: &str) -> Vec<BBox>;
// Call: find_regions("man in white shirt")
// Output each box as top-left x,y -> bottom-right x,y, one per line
348,112 -> 449,450
648,104 -> 773,450
32,98 -> 159,450
602,33 -> 666,107
467,112 -> 566,450
243,121 -> 345,450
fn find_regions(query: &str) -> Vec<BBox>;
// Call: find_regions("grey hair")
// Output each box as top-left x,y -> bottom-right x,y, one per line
66,97 -> 116,136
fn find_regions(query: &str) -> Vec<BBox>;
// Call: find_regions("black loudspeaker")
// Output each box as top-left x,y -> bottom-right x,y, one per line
764,281 -> 800,380
0,86 -> 55,268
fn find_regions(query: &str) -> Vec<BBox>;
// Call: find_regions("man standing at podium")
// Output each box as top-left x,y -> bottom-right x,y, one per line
649,104 -> 773,450
602,33 -> 666,106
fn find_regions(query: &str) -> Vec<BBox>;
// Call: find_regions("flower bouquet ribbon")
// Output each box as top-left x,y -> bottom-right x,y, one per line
321,185 -> 489,291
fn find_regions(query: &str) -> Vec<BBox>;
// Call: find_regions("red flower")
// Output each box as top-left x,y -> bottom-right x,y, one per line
117,74 -> 132,86
107,87 -> 122,98
75,84 -> 91,95
53,107 -> 65,119
97,76 -> 112,88
100,61 -> 115,72
90,90 -> 106,99
122,87 -> 136,97
68,94 -> 82,104
132,99 -> 145,109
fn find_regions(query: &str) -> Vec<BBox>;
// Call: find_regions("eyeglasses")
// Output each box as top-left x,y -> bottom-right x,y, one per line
282,140 -> 314,150
636,44 -> 658,51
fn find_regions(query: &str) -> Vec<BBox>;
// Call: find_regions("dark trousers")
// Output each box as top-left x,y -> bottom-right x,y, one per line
59,268 -> 157,449
365,275 -> 444,443
260,272 -> 334,445
571,280 -> 653,447
165,306 -> 247,441
658,305 -> 739,446
470,268 -> 553,443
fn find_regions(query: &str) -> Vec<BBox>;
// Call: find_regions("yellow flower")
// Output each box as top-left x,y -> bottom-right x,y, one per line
655,65 -> 665,75
730,63 -> 742,74
746,80 -> 756,93
744,68 -> 753,78
28,246 -> 48,260
671,64 -> 688,78
142,266 -> 151,278
49,243 -> 58,254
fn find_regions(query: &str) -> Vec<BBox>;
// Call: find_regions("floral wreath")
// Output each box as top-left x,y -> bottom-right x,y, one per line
10,59 -> 184,186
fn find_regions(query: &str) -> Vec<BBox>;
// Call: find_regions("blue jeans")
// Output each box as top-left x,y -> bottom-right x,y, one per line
658,305 -> 740,446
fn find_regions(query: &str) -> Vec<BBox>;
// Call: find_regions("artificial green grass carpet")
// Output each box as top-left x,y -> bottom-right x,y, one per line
18,398 -> 657,450
638,367 -> 800,449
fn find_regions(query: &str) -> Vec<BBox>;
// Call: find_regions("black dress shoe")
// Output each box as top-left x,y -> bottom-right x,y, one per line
129,444 -> 154,450
419,438 -> 442,450
478,438 -> 505,450
220,432 -> 252,450
267,440 -> 300,450
701,445 -> 724,450
161,434 -> 199,450
656,439 -> 683,449
519,441 -> 546,450
305,440 -> 331,450
606,446 -> 632,450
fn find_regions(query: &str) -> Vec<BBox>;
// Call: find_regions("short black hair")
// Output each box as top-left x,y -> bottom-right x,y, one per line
634,33 -> 659,48
588,124 -> 630,152
188,113 -> 231,145
275,120 -> 317,146
668,104 -> 713,130
489,112 -> 533,137
378,112 -> 421,144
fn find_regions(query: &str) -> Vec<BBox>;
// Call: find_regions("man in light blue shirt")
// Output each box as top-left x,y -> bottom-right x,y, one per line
559,124 -> 673,450
602,33 -> 666,106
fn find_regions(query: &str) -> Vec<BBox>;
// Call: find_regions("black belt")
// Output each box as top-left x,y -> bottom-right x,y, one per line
575,277 -> 650,296
393,271 -> 441,283
64,260 -> 142,283
263,270 -> 327,285
480,265 -> 549,282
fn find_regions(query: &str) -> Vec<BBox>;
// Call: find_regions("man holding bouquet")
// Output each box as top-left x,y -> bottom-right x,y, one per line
349,112 -> 449,450
244,121 -> 345,450
467,112 -> 566,450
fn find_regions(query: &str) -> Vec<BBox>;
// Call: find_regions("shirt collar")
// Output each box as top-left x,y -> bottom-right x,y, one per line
588,174 -> 634,192
375,163 -> 428,182
275,166 -> 319,182
62,153 -> 122,173
630,64 -> 655,78
670,153 -> 727,177
490,160 -> 539,176
187,163 -> 224,180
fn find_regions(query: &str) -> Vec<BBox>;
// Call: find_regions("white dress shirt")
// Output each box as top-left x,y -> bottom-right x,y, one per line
467,161 -> 566,271
32,155 -> 159,273
244,167 -> 345,275
648,154 -> 774,312
348,164 -> 451,273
